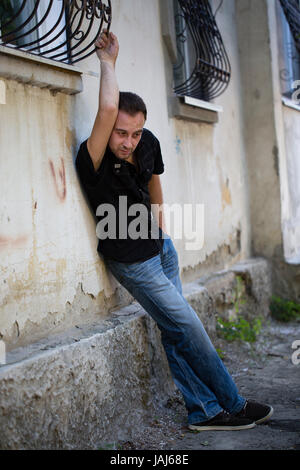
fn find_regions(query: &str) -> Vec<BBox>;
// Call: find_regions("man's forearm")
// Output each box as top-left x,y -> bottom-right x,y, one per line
98,60 -> 119,111
87,32 -> 119,170
153,204 -> 167,234
149,175 -> 168,233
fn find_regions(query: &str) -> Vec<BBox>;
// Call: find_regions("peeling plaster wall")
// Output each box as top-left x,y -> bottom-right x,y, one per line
1,0 -> 251,348
235,0 -> 300,300
236,0 -> 284,259
165,0 -> 251,272
74,0 -> 251,271
269,0 -> 300,264
0,79 -> 124,349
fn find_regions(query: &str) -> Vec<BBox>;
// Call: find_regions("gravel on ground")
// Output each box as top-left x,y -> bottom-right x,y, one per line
117,317 -> 300,451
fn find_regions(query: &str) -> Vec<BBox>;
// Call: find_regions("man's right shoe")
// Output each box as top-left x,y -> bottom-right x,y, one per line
188,410 -> 256,432
234,400 -> 274,424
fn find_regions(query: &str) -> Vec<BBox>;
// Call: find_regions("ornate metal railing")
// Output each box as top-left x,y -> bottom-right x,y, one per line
279,0 -> 300,52
0,0 -> 112,64
173,0 -> 231,101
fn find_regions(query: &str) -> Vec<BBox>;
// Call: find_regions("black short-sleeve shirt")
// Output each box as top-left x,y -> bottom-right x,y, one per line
75,128 -> 165,263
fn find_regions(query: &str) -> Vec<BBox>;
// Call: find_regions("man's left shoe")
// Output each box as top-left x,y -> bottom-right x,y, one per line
235,400 -> 274,424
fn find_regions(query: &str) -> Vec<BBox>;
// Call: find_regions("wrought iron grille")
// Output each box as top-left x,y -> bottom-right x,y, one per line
0,0 -> 112,64
279,0 -> 300,52
173,0 -> 231,101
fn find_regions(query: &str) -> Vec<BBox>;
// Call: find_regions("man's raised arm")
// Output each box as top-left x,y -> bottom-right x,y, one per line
87,31 -> 119,172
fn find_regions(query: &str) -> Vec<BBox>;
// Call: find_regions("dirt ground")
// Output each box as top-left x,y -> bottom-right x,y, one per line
118,317 -> 300,451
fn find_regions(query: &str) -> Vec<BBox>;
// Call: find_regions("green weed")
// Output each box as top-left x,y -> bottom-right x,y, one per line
233,275 -> 246,315
216,316 -> 262,343
269,296 -> 300,322
215,347 -> 225,359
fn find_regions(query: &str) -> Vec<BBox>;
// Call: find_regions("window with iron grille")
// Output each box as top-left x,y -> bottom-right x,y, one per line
0,0 -> 111,65
278,0 -> 300,99
172,0 -> 231,103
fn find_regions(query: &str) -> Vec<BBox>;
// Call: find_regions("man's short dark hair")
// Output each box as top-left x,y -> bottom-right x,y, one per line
119,91 -> 147,121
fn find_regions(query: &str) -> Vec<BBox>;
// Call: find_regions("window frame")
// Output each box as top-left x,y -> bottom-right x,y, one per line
160,0 -> 227,123
172,0 -> 230,102
0,0 -> 70,62
0,0 -> 112,65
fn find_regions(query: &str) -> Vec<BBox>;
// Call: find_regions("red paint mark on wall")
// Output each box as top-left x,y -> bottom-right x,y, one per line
49,157 -> 67,202
0,234 -> 29,250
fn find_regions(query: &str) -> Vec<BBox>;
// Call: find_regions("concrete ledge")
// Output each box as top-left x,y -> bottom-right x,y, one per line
168,96 -> 219,123
184,257 -> 272,332
0,311 -> 174,450
0,257 -> 271,449
0,45 -> 83,95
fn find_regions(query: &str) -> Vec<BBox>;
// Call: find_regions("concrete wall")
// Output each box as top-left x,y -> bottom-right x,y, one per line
1,0 -> 297,449
0,0 -> 299,351
0,256 -> 272,449
0,72 -> 124,350
281,105 -> 300,263
0,0 -> 254,349
235,0 -> 283,259
235,0 -> 300,300
75,0 -> 251,273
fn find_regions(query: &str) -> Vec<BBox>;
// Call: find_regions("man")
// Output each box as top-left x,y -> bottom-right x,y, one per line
75,31 -> 273,431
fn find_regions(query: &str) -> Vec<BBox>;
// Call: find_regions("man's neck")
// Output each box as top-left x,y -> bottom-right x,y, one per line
127,152 -> 138,168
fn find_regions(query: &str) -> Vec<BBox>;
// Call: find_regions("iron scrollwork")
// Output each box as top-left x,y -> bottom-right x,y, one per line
279,41 -> 300,84
173,0 -> 231,101
0,0 -> 112,64
278,0 -> 300,95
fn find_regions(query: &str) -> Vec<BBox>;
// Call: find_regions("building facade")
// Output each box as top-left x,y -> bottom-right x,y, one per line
0,0 -> 299,448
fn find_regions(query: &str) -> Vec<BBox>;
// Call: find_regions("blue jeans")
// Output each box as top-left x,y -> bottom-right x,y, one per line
104,236 -> 245,424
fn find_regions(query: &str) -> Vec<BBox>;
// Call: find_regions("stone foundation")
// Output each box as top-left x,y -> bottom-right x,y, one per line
0,257 -> 271,449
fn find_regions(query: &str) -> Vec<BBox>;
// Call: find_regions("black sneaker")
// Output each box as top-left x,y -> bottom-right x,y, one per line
235,400 -> 273,424
188,410 -> 256,431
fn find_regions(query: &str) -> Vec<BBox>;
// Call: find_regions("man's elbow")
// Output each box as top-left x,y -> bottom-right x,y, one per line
99,102 -> 119,115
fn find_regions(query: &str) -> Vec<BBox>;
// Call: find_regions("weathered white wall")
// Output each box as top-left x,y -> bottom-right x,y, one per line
265,0 -> 300,264
169,0 -> 250,271
281,106 -> 300,262
236,0 -> 284,259
0,0 -> 276,349
75,0 -> 251,271
0,78 -> 122,349
235,0 -> 300,300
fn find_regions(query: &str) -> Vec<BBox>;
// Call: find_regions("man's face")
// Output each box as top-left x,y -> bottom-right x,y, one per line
108,110 -> 145,160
